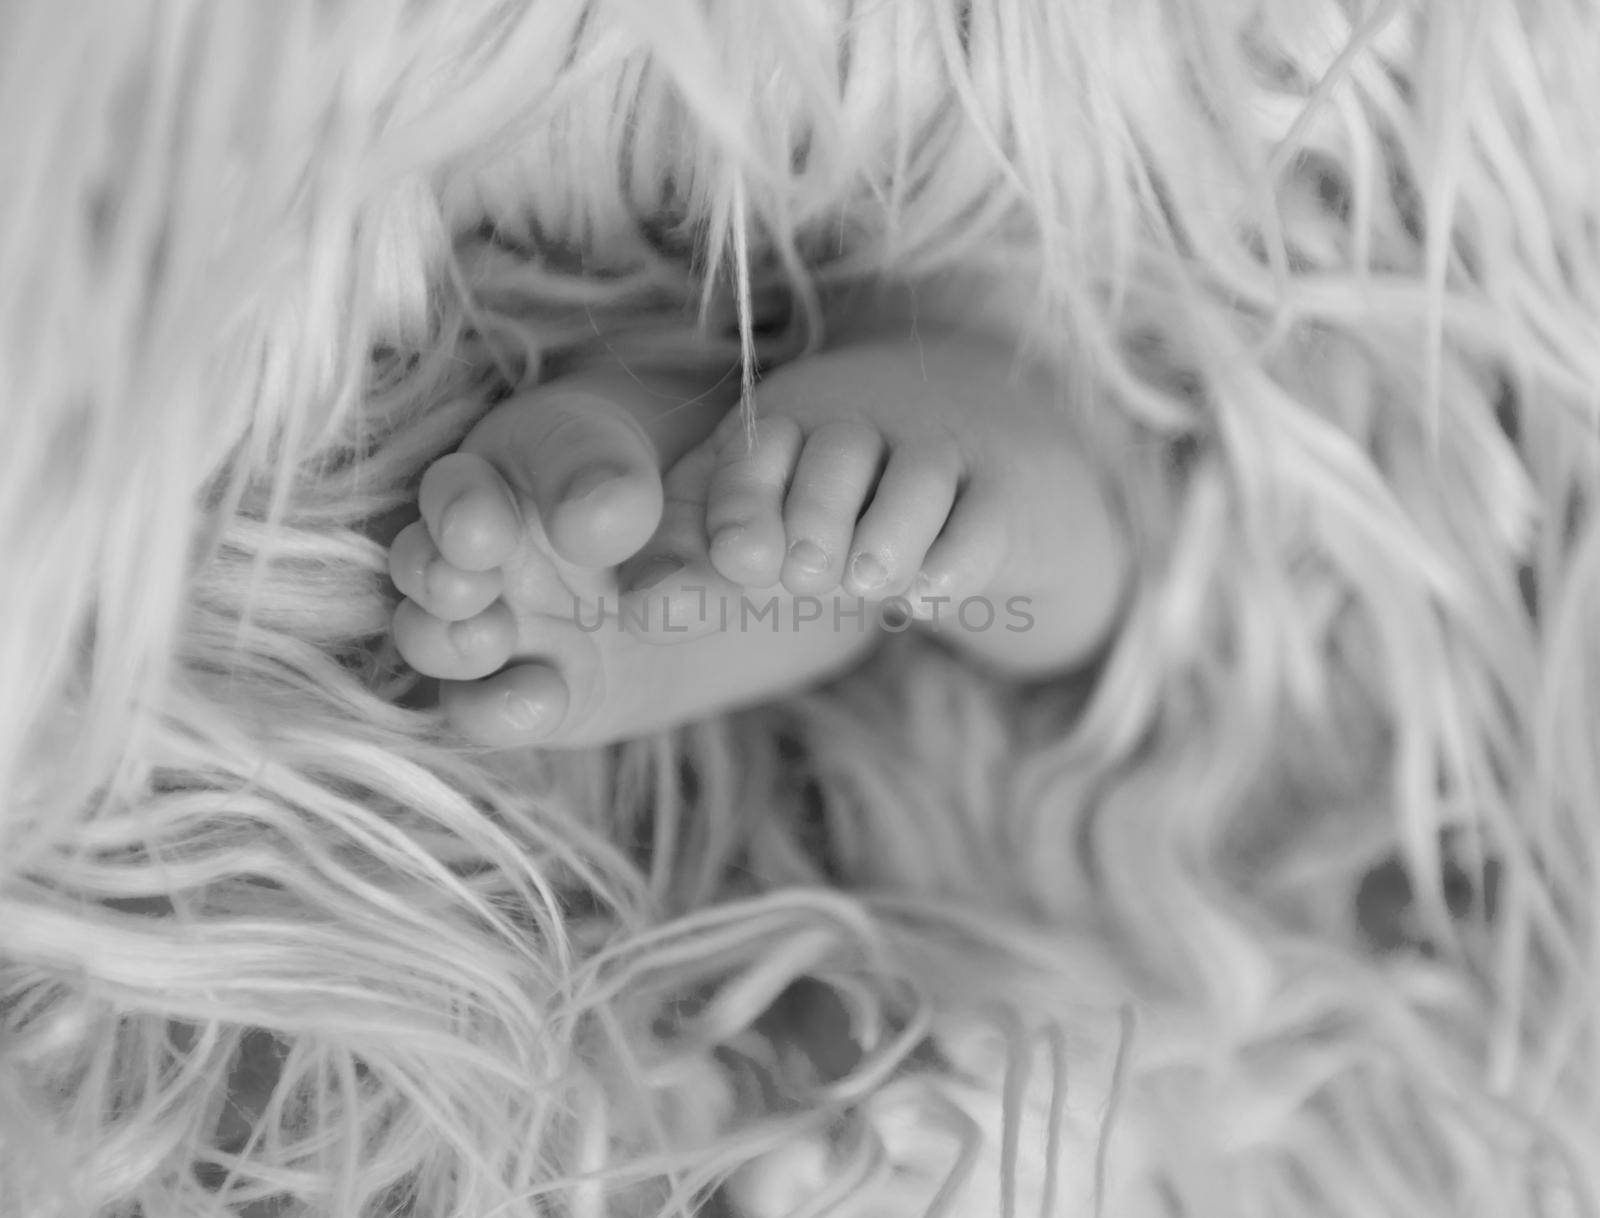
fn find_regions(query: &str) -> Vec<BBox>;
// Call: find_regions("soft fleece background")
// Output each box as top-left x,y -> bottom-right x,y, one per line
3,2 -> 1599,1215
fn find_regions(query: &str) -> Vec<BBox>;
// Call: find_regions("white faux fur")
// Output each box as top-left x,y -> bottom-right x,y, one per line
4,1 -> 1600,1216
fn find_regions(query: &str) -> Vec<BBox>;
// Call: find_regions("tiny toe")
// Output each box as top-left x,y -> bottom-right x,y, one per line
780,421 -> 885,595
439,663 -> 570,748
425,560 -> 505,622
705,415 -> 802,586
419,453 -> 523,572
912,485 -> 1009,620
844,440 -> 962,599
392,597 -> 518,681
389,520 -> 504,621
388,519 -> 435,599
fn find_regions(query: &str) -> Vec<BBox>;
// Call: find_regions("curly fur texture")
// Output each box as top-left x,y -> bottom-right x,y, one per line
3,1 -> 1600,1215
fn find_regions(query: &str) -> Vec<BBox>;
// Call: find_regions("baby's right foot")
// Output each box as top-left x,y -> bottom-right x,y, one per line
388,366 -> 878,748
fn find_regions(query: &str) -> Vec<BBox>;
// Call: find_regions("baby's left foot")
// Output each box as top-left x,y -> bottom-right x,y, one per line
686,330 -> 1129,677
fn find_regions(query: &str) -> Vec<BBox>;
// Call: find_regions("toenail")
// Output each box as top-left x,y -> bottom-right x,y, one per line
711,524 -> 746,553
788,539 -> 830,575
848,552 -> 887,591
439,493 -> 472,541
562,464 -> 628,505
628,556 -> 684,592
502,693 -> 549,735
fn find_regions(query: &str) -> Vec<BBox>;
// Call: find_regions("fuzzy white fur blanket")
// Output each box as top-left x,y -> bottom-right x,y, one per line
3,2 -> 1599,1216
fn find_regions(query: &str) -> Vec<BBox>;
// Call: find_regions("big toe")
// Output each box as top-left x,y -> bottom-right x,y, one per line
462,387 -> 666,571
547,462 -> 663,571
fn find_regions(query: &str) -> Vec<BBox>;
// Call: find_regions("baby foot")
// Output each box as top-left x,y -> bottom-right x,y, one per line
389,367 -> 877,748
690,330 -> 1129,677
